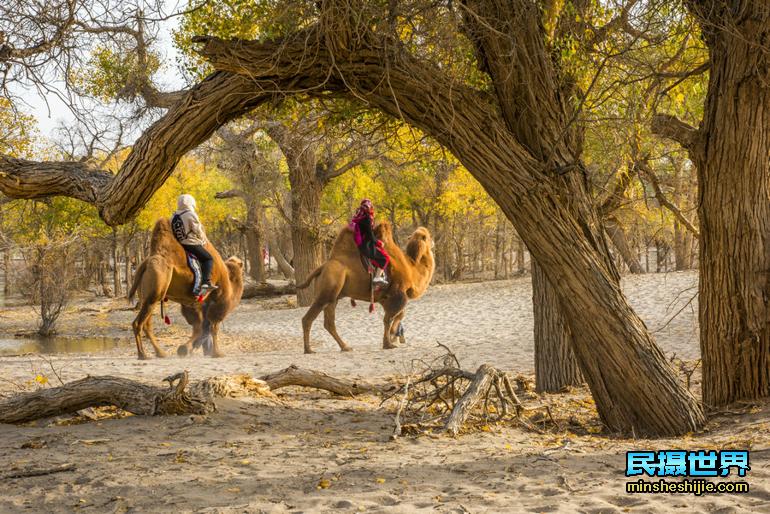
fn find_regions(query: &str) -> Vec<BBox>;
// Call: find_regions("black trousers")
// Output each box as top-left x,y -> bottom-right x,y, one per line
182,244 -> 214,284
360,240 -> 388,269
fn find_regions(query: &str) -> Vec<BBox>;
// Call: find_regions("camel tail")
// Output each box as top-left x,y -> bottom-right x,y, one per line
295,265 -> 324,289
128,260 -> 148,302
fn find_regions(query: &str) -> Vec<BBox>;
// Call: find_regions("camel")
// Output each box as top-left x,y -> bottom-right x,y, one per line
128,218 -> 244,360
297,221 -> 434,354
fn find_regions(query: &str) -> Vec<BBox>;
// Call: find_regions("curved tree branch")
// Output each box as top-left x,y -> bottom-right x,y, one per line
651,113 -> 700,152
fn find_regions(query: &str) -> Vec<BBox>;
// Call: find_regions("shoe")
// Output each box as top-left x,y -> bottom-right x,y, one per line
372,275 -> 389,286
199,282 -> 219,294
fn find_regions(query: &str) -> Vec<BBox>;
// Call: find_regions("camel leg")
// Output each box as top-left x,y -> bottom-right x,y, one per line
389,310 -> 407,345
302,300 -> 326,354
142,316 -> 167,358
323,302 -> 352,352
177,305 -> 203,357
382,293 -> 408,350
209,322 -> 224,358
132,302 -> 155,360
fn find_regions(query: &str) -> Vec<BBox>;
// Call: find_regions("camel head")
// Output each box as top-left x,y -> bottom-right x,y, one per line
405,227 -> 435,297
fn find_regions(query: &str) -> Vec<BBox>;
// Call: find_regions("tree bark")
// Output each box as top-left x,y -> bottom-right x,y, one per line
290,183 -> 324,306
241,280 -> 296,299
261,365 -> 382,396
532,261 -> 583,392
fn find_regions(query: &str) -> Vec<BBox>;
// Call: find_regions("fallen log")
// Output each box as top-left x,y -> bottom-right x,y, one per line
0,372 -> 213,424
2,463 -> 76,480
260,365 -> 385,396
241,281 -> 296,299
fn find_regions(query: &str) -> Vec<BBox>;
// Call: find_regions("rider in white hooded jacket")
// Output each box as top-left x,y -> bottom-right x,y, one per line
171,194 -> 217,293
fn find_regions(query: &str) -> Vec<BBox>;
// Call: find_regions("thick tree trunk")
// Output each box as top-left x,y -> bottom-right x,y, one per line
532,261 -> 583,392
289,165 -> 324,307
688,8 -> 770,406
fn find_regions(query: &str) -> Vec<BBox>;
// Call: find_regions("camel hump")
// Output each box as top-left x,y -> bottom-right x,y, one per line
150,218 -> 175,253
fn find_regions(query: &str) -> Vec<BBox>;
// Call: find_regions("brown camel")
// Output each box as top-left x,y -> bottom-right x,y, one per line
128,218 -> 244,360
297,221 -> 434,353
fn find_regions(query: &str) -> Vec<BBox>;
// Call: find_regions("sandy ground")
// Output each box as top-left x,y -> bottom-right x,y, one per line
1,271 -> 768,513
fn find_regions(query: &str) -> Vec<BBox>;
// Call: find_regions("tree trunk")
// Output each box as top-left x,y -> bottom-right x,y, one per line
684,6 -> 770,406
3,250 -> 10,296
289,165 -> 324,306
269,232 -> 295,280
516,237 -> 525,274
124,243 -> 133,292
605,217 -> 644,274
111,228 -> 122,297
245,201 -> 266,283
673,221 -> 692,271
532,261 -> 583,392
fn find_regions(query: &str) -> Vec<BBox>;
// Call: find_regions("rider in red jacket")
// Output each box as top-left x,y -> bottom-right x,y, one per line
349,199 -> 390,286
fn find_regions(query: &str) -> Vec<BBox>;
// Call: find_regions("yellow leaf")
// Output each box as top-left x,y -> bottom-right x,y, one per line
318,478 -> 331,489
34,375 -> 48,385
375,478 -> 385,484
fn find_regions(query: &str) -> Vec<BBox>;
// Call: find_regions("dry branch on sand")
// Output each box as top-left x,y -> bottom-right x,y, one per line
0,372 -> 215,424
387,346 -> 558,437
260,365 -> 388,396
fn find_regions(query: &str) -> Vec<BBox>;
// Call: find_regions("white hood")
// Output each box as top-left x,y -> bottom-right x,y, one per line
177,194 -> 196,211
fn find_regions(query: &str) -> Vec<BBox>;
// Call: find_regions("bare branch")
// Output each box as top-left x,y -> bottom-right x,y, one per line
214,189 -> 247,200
637,161 -> 700,238
651,113 -> 700,151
